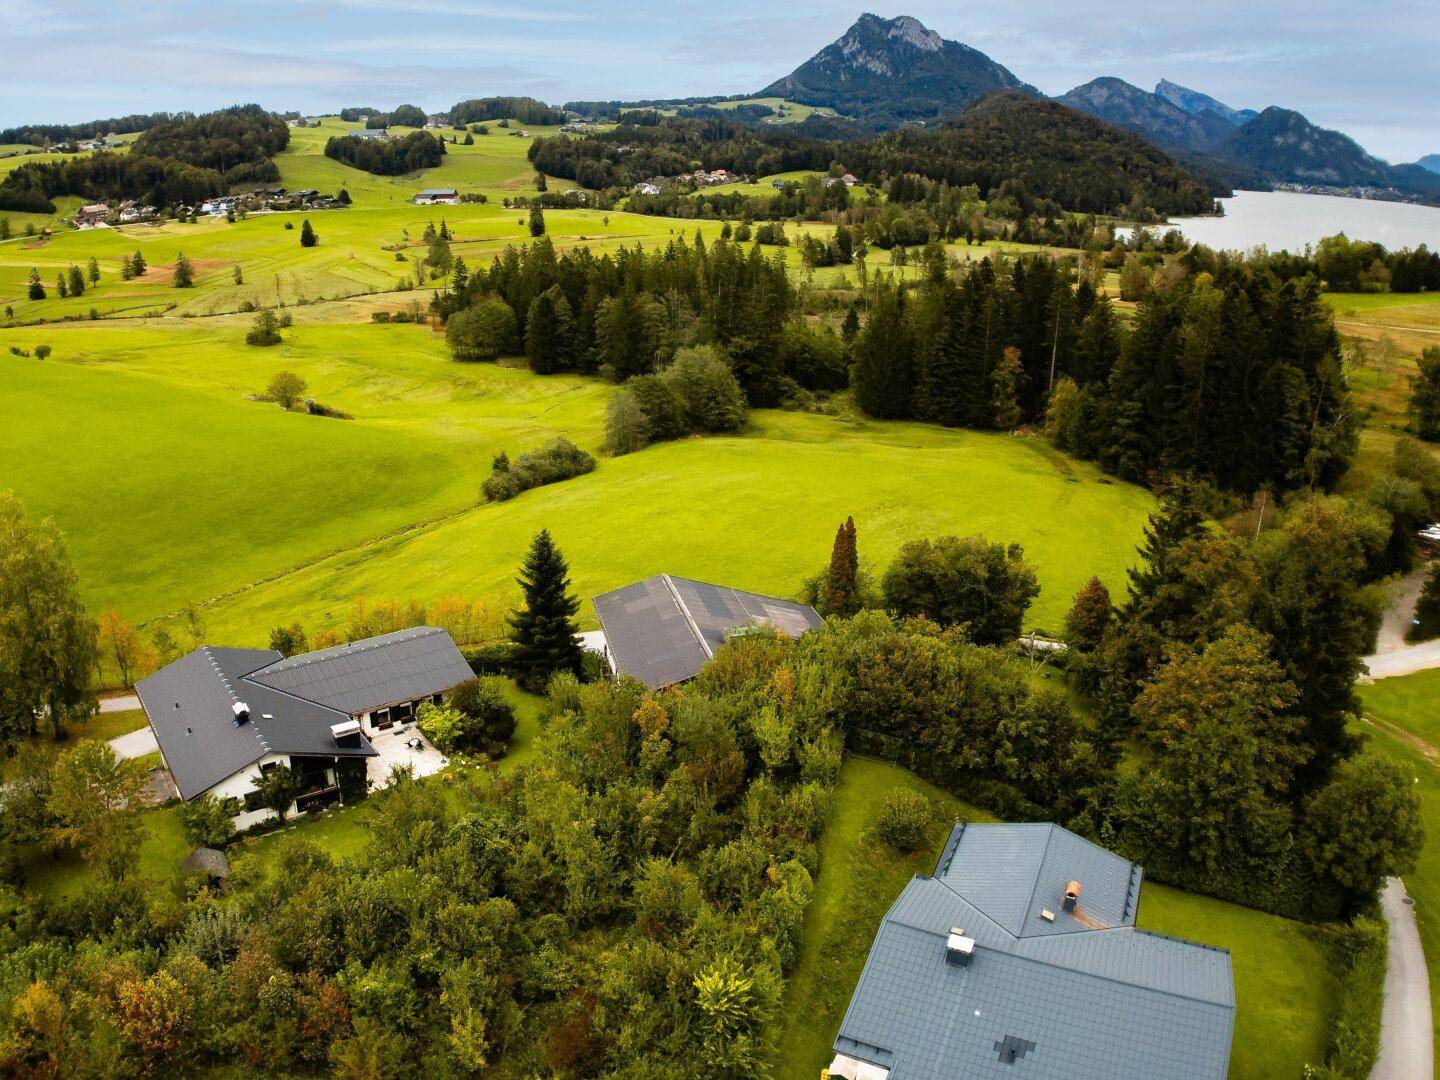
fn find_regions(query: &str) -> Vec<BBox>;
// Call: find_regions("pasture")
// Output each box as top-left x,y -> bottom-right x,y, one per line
0,308 -> 1151,645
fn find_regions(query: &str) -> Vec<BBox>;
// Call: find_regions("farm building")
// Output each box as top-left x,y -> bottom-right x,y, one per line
136,627 -> 474,826
829,822 -> 1235,1080
591,575 -> 822,689
413,188 -> 459,205
73,203 -> 110,228
348,128 -> 387,139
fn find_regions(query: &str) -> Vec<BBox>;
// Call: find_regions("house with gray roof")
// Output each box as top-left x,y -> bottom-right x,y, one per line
830,822 -> 1235,1080
591,575 -> 822,690
136,627 -> 473,826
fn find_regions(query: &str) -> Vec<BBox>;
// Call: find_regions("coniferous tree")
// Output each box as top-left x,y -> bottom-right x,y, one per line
852,283 -> 911,419
821,517 -> 861,617
1064,577 -> 1113,652
67,265 -> 85,297
299,219 -> 318,247
86,256 -> 100,285
528,206 -> 545,237
508,529 -> 583,692
1410,561 -> 1440,643
525,284 -> 576,375
1411,347 -> 1440,442
131,249 -> 147,277
55,273 -> 67,299
990,346 -> 1023,431
27,267 -> 45,300
172,251 -> 194,287
1123,482 -> 1205,614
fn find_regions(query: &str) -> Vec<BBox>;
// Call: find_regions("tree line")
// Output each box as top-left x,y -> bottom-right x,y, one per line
449,97 -> 567,127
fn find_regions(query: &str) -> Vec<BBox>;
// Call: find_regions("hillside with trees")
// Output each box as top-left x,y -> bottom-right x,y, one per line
450,96 -> 567,126
324,130 -> 446,176
130,104 -> 289,184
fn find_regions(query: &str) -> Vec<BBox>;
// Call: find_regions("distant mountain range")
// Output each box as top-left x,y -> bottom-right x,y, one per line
759,14 -> 1440,204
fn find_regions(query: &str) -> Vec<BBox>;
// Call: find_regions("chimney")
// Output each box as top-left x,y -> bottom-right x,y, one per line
1062,880 -> 1082,913
945,927 -> 975,966
330,719 -> 362,747
232,701 -> 250,724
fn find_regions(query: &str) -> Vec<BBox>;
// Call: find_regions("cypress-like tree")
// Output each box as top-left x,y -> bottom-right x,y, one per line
67,264 -> 85,297
528,206 -> 545,237
299,219 -> 318,247
508,529 -> 583,691
823,516 -> 860,617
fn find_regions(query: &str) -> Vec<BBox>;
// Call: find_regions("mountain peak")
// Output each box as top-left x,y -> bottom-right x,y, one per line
1154,79 -> 1257,127
759,13 -> 1037,125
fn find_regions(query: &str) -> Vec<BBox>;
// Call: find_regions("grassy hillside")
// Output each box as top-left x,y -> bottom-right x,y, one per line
0,305 -> 1149,643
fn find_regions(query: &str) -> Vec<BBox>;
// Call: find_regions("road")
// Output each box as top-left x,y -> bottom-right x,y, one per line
99,693 -> 140,713
1374,878 -> 1433,1080
1376,568 -> 1431,654
1366,641 -> 1440,681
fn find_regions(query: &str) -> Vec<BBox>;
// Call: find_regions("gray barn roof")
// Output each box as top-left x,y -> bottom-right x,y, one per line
834,823 -> 1235,1080
137,627 -> 471,800
592,575 -> 822,689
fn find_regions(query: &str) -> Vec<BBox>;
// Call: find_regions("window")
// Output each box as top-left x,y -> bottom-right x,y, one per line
394,700 -> 414,723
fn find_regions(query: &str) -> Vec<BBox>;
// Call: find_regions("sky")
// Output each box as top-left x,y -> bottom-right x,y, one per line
1,0 -> 1435,162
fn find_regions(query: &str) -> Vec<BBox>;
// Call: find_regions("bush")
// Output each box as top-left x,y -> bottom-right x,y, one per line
482,437 -> 596,502
177,794 -> 239,848
881,534 -> 1040,645
245,308 -> 282,346
462,640 -> 515,676
874,789 -> 930,852
266,370 -> 307,410
663,345 -> 747,434
1309,915 -> 1387,1078
419,679 -> 516,755
447,298 -> 518,361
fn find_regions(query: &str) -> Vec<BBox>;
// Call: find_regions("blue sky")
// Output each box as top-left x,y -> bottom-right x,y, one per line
1,0 -> 1434,161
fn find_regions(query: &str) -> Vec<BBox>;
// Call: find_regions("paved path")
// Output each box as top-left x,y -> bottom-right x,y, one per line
1366,641 -> 1440,681
1377,568 -> 1431,654
108,725 -> 157,760
99,693 -> 140,713
1374,877 -> 1433,1080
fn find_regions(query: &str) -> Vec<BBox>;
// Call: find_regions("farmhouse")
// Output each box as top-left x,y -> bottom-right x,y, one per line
413,187 -> 459,205
592,575 -> 822,689
73,203 -> 110,228
632,181 -> 662,196
349,128 -> 387,140
136,627 -> 474,826
829,822 -> 1235,1080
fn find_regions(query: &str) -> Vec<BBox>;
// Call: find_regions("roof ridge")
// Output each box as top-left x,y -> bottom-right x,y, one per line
1002,932 -> 1237,1008
662,574 -> 713,659
1016,822 -> 1057,935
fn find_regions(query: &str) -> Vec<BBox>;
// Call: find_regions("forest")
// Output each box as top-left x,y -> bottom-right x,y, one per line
323,131 -> 447,176
130,105 -> 290,184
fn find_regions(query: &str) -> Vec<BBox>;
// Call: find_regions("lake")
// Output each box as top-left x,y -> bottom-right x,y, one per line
1158,190 -> 1440,253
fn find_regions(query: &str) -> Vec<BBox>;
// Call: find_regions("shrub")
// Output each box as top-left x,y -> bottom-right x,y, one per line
447,298 -> 518,361
463,640 -> 515,676
603,387 -> 650,456
881,534 -> 1040,645
1308,915 -> 1386,1078
419,678 -> 516,756
874,789 -> 930,852
245,308 -> 282,346
482,437 -> 596,502
664,345 -> 746,434
177,794 -> 239,848
371,311 -> 391,323
33,344 -> 51,361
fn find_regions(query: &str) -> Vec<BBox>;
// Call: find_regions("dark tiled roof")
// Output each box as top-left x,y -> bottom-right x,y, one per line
834,823 -> 1235,1080
592,575 -> 822,689
246,626 -> 474,715
137,628 -> 471,800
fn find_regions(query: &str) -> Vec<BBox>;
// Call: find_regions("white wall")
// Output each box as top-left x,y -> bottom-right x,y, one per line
203,752 -> 289,829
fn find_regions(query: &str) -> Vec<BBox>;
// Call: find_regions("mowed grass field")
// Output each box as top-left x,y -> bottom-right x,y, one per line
769,756 -> 1337,1080
1359,672 -> 1440,1053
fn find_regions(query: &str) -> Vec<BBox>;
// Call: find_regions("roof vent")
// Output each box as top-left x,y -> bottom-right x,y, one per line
1040,908 -> 1056,922
1062,880 -> 1082,913
945,927 -> 975,966
330,719 -> 362,745
232,701 -> 250,724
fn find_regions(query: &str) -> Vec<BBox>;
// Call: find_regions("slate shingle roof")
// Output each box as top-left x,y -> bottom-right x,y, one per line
137,627 -> 471,800
592,575 -> 822,689
834,823 -> 1235,1080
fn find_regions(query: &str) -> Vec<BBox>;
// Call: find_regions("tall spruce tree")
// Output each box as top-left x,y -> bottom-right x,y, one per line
525,284 -> 576,375
853,284 -> 912,419
508,529 -> 583,691
299,219 -> 318,247
1123,481 -> 1205,614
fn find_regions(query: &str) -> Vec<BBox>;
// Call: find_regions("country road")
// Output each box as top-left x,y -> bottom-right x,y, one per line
1373,878 -> 1433,1080
1366,641 -> 1440,681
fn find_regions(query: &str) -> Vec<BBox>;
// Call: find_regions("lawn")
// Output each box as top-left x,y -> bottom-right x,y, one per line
1359,674 -> 1440,1053
770,756 -> 1340,1080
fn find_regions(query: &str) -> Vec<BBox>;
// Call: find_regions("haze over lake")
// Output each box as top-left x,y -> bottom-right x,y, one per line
1164,190 -> 1440,253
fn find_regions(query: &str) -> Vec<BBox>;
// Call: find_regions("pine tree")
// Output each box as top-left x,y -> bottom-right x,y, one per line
1064,577 -> 1113,651
852,284 -> 912,419
1411,347 -> 1440,442
529,206 -> 546,238
525,285 -> 577,375
56,273 -> 67,299
823,517 -> 860,617
990,346 -> 1023,430
232,264 -> 244,285
86,256 -> 100,285
299,219 -> 318,247
67,265 -> 85,297
508,529 -> 583,692
131,249 -> 147,277
172,252 -> 194,288
439,219 -> 451,241
27,267 -> 45,300
1123,481 -> 1205,614
841,305 -> 860,345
